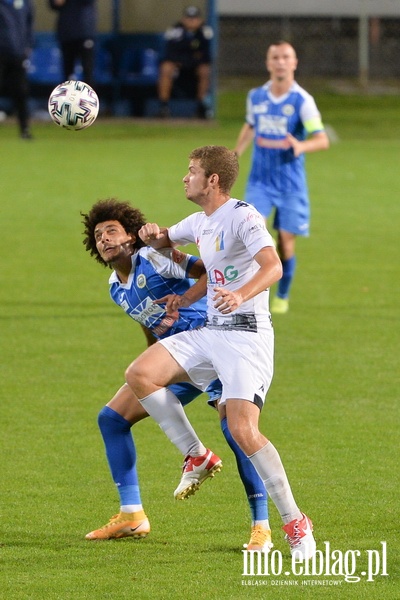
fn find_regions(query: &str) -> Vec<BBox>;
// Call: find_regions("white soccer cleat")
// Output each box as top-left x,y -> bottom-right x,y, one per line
174,449 -> 222,500
282,513 -> 316,560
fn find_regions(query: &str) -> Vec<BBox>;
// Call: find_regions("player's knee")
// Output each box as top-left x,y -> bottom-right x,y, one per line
97,406 -> 109,431
125,360 -> 151,391
125,361 -> 139,386
226,418 -> 258,455
226,420 -> 244,447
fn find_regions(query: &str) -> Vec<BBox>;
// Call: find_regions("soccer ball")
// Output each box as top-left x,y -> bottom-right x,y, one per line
48,80 -> 99,130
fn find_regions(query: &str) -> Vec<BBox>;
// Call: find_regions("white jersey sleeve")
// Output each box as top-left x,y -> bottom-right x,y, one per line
144,247 -> 194,279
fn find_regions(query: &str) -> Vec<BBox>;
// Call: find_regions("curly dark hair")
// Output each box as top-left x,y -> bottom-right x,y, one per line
81,198 -> 146,266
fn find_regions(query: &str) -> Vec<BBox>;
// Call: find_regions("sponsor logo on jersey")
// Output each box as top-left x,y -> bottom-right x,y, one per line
152,314 -> 178,337
253,101 -> 269,114
249,224 -> 263,233
207,265 -> 239,285
238,211 -> 264,229
258,114 -> 288,136
127,296 -> 164,325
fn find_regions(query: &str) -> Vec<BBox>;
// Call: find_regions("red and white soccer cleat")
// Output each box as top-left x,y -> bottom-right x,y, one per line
174,449 -> 222,500
282,513 -> 316,560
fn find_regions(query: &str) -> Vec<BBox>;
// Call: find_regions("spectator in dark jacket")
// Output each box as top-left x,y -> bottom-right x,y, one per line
49,0 -> 97,86
158,6 -> 213,119
0,0 -> 34,139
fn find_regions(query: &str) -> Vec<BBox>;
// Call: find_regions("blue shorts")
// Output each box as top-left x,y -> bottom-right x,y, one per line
169,379 -> 222,408
245,181 -> 310,236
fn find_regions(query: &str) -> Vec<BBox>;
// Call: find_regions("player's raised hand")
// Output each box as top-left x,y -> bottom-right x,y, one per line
139,223 -> 166,243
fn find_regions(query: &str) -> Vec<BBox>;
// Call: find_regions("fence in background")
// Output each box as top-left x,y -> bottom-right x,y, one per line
217,15 -> 400,83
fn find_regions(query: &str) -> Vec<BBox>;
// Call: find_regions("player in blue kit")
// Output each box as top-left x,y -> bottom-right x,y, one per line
234,41 -> 329,314
81,199 -> 271,550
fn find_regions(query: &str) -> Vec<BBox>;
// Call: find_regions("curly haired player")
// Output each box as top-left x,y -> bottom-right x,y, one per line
81,198 -> 271,550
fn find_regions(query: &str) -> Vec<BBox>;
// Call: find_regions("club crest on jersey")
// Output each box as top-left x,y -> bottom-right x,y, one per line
136,274 -> 146,289
215,231 -> 225,251
282,103 -> 295,116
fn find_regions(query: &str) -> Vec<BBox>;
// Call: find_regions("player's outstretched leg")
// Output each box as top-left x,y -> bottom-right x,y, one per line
137,387 -> 223,499
220,417 -> 272,550
85,406 -> 150,540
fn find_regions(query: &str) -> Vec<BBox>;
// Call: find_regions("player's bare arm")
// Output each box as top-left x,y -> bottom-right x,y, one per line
187,257 -> 206,279
213,246 -> 282,314
233,123 -> 255,157
155,267 -> 208,314
256,131 -> 329,156
138,223 -> 171,248
285,131 -> 330,157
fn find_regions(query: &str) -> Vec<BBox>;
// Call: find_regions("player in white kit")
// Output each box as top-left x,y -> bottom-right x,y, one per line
126,145 -> 316,559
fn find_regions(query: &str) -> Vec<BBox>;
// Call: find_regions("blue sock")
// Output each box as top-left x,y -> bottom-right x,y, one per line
277,256 -> 297,299
98,406 -> 142,506
220,417 -> 268,522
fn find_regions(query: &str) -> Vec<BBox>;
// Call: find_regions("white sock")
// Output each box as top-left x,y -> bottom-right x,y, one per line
249,442 -> 302,524
253,519 -> 270,529
140,387 -> 206,457
120,505 -> 143,514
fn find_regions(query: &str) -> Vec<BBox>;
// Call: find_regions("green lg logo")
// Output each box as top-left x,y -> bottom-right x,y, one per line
208,265 -> 239,284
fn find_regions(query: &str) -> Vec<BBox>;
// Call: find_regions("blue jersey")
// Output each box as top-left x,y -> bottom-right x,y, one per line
109,246 -> 221,405
246,81 -> 325,198
109,246 -> 207,339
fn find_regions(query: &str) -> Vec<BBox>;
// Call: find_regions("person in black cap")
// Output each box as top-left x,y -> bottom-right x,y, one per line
157,6 -> 213,118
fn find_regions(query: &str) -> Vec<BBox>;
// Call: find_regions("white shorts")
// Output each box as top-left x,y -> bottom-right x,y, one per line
159,327 -> 274,407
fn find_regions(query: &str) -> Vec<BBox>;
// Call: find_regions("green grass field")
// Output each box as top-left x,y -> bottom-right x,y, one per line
0,86 -> 398,599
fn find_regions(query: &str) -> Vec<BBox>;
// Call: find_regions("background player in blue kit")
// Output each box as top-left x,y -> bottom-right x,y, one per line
234,41 -> 329,314
81,199 -> 271,550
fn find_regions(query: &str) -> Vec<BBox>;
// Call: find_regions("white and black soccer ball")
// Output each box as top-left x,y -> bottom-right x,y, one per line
48,80 -> 99,130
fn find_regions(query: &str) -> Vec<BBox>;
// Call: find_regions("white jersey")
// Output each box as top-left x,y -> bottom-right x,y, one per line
168,198 -> 275,333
